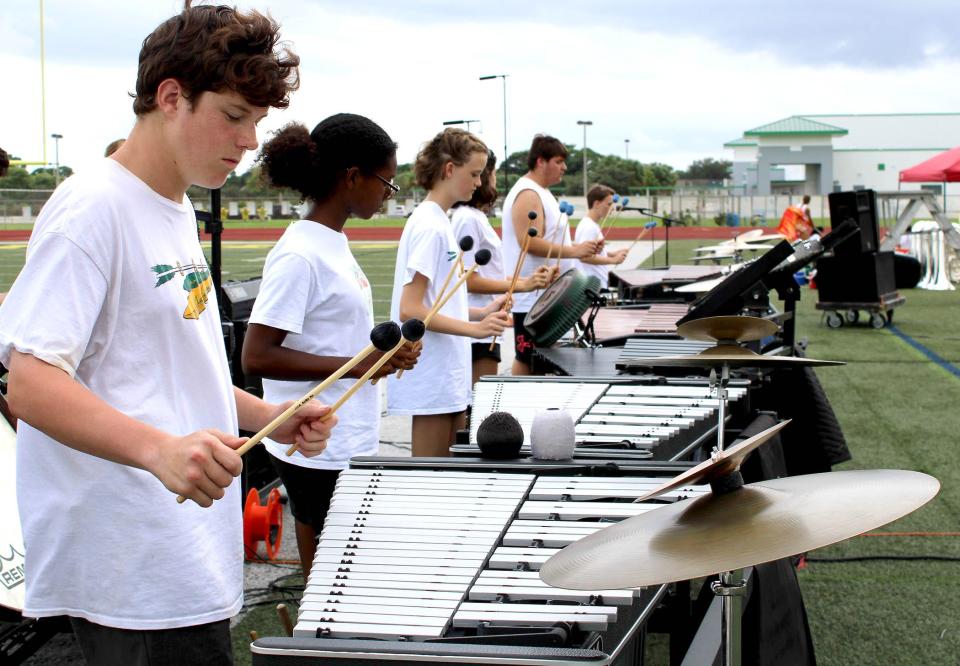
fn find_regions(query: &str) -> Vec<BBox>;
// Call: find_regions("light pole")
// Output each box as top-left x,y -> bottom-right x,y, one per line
51,133 -> 62,186
442,119 -> 481,133
479,74 -> 509,190
577,120 -> 592,196
625,138 -> 630,160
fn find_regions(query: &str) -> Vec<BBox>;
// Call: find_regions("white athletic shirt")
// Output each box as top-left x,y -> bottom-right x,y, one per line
0,159 -> 241,629
249,220 -> 378,469
451,206 -> 504,344
501,176 -> 568,312
575,215 -> 611,288
387,201 -> 471,415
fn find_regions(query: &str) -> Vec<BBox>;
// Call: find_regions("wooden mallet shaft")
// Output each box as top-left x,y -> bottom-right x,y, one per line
286,320 -> 426,454
176,323 -> 401,503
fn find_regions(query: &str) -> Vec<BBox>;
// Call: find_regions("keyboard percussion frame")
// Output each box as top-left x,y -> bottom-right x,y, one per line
251,457 -> 707,665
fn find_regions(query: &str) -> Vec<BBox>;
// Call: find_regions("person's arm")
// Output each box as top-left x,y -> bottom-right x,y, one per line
232,385 -> 335,454
242,324 -> 416,381
514,191 -> 599,259
6,350 -> 245,507
400,272 -> 509,339
581,251 -> 627,266
466,264 -> 551,295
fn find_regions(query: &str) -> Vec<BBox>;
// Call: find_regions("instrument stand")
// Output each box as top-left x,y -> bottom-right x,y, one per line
711,569 -> 747,666
576,289 -> 606,348
709,360 -> 732,454
195,188 -> 224,303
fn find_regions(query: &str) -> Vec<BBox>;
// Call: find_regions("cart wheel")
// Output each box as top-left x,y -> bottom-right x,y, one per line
826,312 -> 843,329
845,310 -> 860,324
870,313 -> 886,329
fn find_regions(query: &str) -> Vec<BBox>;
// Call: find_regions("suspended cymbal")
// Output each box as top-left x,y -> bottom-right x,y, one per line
634,420 -> 789,502
540,469 -> 939,590
676,315 -> 778,343
632,345 -> 845,368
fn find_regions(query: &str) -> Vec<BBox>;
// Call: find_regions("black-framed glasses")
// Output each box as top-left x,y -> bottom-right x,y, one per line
375,174 -> 400,199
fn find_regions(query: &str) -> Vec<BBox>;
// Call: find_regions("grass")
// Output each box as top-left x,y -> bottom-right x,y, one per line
2,236 -> 957,664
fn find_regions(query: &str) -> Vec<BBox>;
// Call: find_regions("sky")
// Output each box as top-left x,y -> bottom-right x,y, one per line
3,0 -> 960,177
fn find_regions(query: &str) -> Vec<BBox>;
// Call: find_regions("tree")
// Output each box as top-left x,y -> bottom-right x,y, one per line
679,158 -> 731,181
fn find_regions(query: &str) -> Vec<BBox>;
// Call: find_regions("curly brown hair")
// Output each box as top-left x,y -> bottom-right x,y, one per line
0,147 -> 9,178
132,1 -> 300,116
414,128 -> 487,190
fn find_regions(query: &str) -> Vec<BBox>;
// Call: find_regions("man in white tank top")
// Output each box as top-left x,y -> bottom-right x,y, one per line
501,135 -> 600,375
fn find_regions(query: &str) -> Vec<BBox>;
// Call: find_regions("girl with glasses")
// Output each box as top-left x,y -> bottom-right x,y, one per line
243,113 -> 420,577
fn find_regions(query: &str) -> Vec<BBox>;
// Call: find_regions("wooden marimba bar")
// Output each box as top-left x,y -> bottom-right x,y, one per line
252,460 -> 708,665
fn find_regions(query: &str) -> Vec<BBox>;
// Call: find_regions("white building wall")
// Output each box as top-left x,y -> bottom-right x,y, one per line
809,114 -> 960,150
833,150 -> 948,191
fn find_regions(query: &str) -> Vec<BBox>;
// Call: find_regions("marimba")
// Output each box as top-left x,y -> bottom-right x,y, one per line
589,304 -> 690,345
454,377 -> 750,460
250,457 -> 708,665
608,265 -> 724,302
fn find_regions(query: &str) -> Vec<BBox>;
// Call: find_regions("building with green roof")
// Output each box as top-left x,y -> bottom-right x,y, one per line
725,113 -> 960,195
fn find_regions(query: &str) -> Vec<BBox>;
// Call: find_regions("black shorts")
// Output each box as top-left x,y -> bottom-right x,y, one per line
270,456 -> 340,532
70,616 -> 232,666
472,342 -> 501,363
512,311 -> 536,365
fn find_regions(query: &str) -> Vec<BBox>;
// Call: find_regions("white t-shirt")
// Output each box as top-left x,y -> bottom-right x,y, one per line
0,159 -> 240,630
387,201 -> 471,415
249,220 -> 378,469
501,176 -> 568,312
451,206 -> 504,344
575,214 -> 611,288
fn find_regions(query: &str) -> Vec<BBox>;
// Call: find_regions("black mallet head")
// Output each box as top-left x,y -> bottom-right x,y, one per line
401,318 -> 426,343
527,210 -> 538,221
459,235 -> 475,252
477,411 -> 524,459
370,321 -> 402,351
527,227 -> 538,237
474,248 -> 492,266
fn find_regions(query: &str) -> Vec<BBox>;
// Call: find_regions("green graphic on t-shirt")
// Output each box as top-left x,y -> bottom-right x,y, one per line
151,261 -> 213,320
447,251 -> 457,262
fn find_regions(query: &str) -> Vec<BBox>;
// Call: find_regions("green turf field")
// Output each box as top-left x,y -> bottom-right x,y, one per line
2,237 -> 957,664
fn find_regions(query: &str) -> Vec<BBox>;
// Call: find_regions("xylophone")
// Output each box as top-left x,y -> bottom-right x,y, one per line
454,377 -> 751,460
250,457 -> 709,665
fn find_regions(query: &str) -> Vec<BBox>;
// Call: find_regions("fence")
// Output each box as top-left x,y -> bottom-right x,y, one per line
4,189 -> 958,228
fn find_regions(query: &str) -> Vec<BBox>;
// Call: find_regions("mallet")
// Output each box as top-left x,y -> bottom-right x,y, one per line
286,319 -> 427,454
176,322 -> 402,503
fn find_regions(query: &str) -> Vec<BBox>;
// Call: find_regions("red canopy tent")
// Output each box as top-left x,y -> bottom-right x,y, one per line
899,146 -> 960,213
899,146 -> 960,183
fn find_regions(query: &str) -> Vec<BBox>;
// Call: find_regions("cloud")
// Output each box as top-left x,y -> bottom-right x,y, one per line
2,0 -> 959,179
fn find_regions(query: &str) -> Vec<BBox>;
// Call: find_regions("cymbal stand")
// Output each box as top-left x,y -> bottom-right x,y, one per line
711,569 -> 747,666
709,356 -> 732,454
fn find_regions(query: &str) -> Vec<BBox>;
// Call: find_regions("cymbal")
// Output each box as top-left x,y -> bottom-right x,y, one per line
631,345 -> 845,368
540,469 -> 939,590
676,316 -> 778,343
634,420 -> 789,502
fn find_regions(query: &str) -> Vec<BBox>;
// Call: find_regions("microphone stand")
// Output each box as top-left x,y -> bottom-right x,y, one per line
636,208 -> 680,267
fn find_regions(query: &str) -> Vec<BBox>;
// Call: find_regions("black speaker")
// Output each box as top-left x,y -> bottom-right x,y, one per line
816,252 -> 896,303
828,190 -> 880,256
